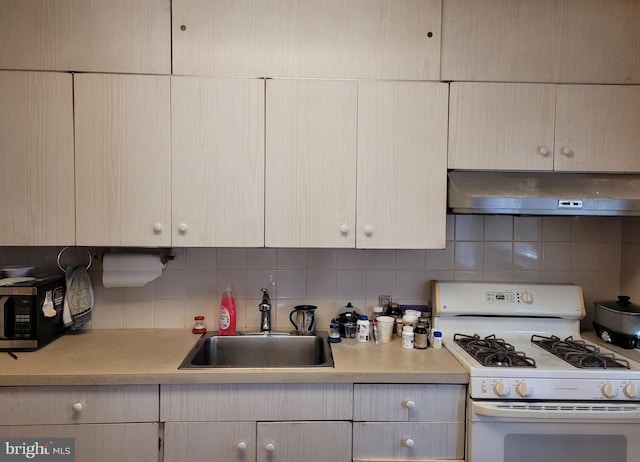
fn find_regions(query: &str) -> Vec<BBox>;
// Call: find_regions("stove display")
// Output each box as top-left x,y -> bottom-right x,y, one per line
454,333 -> 536,368
531,334 -> 630,369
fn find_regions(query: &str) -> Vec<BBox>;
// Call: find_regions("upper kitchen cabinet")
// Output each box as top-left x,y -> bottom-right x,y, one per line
171,77 -> 265,247
441,0 -> 639,84
0,71 -> 75,246
172,0 -> 441,80
0,0 -> 170,74
554,85 -> 640,172
265,79 -> 357,248
357,81 -> 448,249
74,73 -> 171,247
448,82 -> 556,171
449,82 -> 640,172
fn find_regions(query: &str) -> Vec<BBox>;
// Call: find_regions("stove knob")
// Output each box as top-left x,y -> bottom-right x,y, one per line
624,383 -> 639,399
520,291 -> 534,304
516,381 -> 532,398
601,382 -> 618,399
494,381 -> 510,397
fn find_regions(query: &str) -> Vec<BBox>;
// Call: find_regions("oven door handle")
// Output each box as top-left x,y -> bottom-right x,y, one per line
473,402 -> 640,422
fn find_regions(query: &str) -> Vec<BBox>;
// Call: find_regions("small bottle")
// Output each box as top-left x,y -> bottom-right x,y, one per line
402,326 -> 414,349
328,321 -> 342,343
356,315 -> 370,343
432,330 -> 443,349
192,316 -> 207,334
414,323 -> 428,349
218,285 -> 237,336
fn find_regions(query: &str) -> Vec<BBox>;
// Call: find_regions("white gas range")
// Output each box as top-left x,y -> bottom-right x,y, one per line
432,281 -> 640,462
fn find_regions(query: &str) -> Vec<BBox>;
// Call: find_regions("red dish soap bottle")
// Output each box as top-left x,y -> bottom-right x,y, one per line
218,285 -> 236,336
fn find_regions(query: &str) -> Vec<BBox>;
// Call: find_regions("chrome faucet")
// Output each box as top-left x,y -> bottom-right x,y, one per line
259,288 -> 272,333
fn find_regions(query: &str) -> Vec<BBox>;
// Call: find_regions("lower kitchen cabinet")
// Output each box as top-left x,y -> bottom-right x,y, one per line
164,421 -> 352,462
353,384 -> 466,461
0,385 -> 160,462
161,383 -> 353,462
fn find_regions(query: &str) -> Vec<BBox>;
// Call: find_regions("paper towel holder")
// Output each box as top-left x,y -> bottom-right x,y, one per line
93,248 -> 175,266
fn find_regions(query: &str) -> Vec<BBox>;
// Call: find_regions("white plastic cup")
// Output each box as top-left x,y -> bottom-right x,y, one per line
376,316 -> 395,343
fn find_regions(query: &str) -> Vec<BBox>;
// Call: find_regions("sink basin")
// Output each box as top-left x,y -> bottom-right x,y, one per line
179,331 -> 334,369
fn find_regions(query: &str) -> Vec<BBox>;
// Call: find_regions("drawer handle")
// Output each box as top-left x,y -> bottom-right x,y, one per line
264,443 -> 276,453
402,438 -> 415,448
72,402 -> 83,412
236,442 -> 247,452
402,400 -> 416,409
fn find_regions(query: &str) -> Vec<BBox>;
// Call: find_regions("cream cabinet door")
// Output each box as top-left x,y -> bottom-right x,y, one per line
0,424 -> 159,462
74,73 -> 171,246
554,85 -> 640,172
164,422 -> 256,462
265,79 -> 357,248
0,0 -> 170,74
0,71 -> 75,246
256,421 -> 352,462
442,0 -> 637,84
357,81 -> 448,249
171,77 -> 265,246
172,0 -> 441,80
448,82 -> 556,171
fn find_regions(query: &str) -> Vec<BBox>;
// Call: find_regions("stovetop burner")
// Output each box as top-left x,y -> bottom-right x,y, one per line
454,333 -> 537,368
531,334 -> 631,369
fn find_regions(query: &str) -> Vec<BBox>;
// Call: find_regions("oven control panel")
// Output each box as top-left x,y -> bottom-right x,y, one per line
471,377 -> 640,401
485,290 -> 534,304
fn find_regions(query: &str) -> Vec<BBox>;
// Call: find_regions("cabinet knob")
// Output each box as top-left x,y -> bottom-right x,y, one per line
402,400 -> 416,409
178,223 -> 188,233
340,224 -> 349,234
153,223 -> 162,233
363,225 -> 373,235
72,402 -> 83,412
264,443 -> 276,453
537,146 -> 550,156
560,147 -> 573,157
236,442 -> 247,452
402,438 -> 415,448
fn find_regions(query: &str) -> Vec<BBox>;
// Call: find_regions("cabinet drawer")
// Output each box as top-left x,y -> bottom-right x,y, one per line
0,385 -> 158,425
0,423 -> 159,462
353,422 -> 465,460
161,383 -> 352,421
165,422 -> 257,462
353,384 -> 465,422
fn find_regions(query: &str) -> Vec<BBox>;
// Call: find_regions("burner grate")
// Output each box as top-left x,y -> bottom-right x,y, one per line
531,335 -> 630,369
454,333 -> 536,368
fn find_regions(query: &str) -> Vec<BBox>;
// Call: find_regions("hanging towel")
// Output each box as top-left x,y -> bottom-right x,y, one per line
62,265 -> 94,328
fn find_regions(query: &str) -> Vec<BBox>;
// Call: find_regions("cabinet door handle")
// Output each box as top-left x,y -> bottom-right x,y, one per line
560,147 -> 573,157
402,400 -> 416,409
402,438 -> 415,448
72,402 -> 83,412
264,443 -> 276,453
178,223 -> 188,233
340,224 -> 349,234
236,442 -> 247,452
537,146 -> 550,156
363,225 -> 373,236
153,223 -> 163,233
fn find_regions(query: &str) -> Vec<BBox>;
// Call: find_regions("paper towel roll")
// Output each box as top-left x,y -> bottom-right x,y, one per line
102,253 -> 165,288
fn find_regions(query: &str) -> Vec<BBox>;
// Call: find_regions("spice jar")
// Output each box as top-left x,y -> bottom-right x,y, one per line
192,316 -> 206,334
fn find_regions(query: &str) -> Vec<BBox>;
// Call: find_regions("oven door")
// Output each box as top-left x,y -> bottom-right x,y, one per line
469,400 -> 640,462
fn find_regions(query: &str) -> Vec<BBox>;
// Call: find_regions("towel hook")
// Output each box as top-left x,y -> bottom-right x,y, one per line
57,246 -> 93,273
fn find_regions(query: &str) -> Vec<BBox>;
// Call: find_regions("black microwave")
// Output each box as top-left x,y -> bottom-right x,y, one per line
0,276 -> 67,351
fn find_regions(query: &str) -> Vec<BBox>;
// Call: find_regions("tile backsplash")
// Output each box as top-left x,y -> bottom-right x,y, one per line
0,215 -> 628,332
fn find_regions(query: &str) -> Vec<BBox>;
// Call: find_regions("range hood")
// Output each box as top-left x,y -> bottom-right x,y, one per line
448,171 -> 640,216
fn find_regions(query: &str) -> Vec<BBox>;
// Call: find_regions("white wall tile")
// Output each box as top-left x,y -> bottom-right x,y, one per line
426,245 -> 455,271
455,215 -> 484,241
276,269 -> 307,299
455,242 -> 484,270
336,270 -> 366,299
483,242 -> 513,271
543,242 -> 572,271
543,217 -> 572,241
514,242 -> 542,270
154,299 -> 185,328
514,216 -> 543,241
306,269 -> 337,299
247,248 -> 277,269
365,250 -> 395,270
277,249 -> 307,269
572,217 -> 602,242
485,215 -> 513,241
216,248 -> 247,269
307,249 -> 337,269
122,300 -> 155,328
395,250 -> 426,270
185,248 -> 216,269
336,249 -> 367,269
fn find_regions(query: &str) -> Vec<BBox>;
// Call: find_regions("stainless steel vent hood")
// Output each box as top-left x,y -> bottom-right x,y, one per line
448,171 -> 640,216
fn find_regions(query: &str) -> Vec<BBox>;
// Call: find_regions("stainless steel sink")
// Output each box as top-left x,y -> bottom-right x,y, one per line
179,331 -> 334,369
